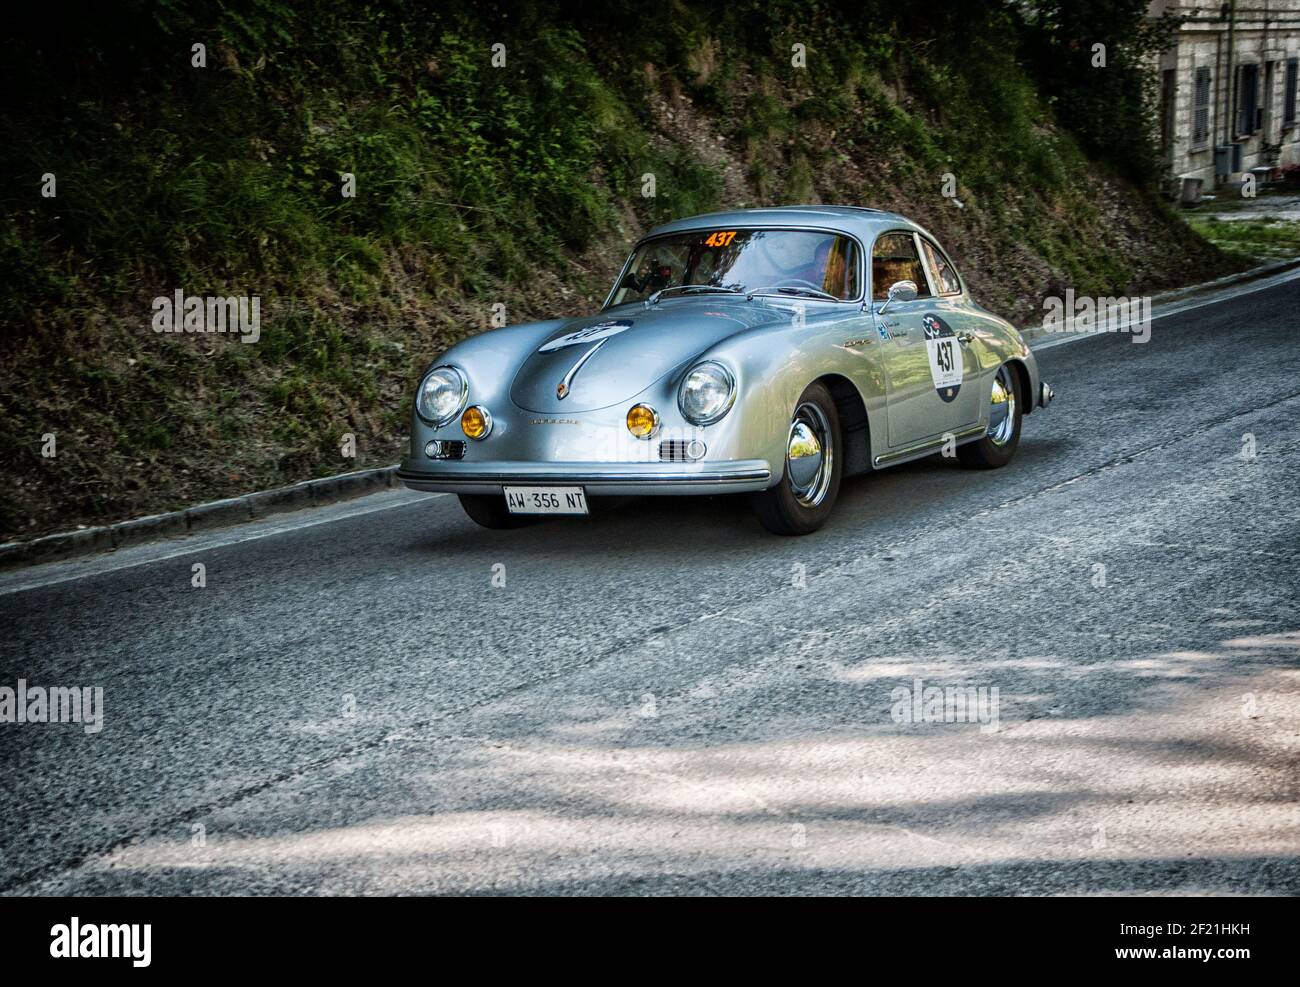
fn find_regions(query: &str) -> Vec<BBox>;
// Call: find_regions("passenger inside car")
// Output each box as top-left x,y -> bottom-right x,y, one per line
871,233 -> 931,300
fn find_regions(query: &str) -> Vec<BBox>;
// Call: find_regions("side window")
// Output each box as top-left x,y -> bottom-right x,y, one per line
920,238 -> 962,295
871,233 -> 931,301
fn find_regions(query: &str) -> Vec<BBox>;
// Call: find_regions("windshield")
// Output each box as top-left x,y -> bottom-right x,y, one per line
609,228 -> 860,306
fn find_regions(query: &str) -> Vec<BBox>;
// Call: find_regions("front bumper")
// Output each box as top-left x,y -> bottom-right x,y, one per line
397,458 -> 773,496
1039,381 -> 1055,408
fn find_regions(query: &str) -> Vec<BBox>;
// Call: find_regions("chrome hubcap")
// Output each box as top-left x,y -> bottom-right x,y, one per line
988,365 -> 1017,447
787,402 -> 833,507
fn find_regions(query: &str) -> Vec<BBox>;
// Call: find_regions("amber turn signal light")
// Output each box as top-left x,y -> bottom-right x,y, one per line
626,404 -> 659,439
461,405 -> 492,440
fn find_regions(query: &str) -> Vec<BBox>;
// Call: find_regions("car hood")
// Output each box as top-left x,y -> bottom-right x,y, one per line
509,298 -> 783,413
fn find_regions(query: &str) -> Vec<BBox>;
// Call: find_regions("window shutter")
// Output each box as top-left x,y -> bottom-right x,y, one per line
1192,68 -> 1211,148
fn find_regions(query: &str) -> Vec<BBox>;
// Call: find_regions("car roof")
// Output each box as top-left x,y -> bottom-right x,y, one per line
644,205 -> 923,241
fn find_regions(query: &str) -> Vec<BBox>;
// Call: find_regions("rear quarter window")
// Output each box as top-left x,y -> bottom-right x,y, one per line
920,238 -> 962,295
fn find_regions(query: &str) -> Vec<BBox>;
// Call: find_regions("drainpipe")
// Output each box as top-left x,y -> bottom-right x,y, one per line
1225,0 -> 1237,146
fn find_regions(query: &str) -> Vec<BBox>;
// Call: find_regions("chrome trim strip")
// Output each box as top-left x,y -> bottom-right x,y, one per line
872,424 -> 986,467
398,463 -> 770,488
556,338 -> 608,400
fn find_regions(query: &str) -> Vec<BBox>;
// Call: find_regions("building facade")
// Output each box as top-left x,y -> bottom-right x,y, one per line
1153,1 -> 1300,193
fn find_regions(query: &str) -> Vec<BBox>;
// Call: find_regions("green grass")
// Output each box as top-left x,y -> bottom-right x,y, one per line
1183,217 -> 1300,262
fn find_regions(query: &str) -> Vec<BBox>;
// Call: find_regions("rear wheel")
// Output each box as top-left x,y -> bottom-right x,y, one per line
958,362 -> 1022,469
458,493 -> 536,529
752,382 -> 842,536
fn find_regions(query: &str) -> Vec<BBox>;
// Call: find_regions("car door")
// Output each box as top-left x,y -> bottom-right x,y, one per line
870,231 -> 979,447
915,235 -> 982,431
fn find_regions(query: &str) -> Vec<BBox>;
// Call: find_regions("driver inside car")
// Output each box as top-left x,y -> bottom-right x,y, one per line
791,237 -> 848,297
623,257 -> 674,294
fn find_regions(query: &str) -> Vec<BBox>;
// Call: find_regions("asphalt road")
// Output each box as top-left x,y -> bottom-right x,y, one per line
3,273 -> 1299,896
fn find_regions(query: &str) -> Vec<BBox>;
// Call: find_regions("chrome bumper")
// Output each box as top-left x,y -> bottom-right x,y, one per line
1039,382 -> 1055,409
397,458 -> 773,496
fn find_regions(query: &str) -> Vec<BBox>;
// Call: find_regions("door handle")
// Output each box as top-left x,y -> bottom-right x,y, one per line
957,331 -> 974,345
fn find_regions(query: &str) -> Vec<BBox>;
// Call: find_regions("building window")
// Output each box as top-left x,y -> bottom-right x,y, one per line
1285,58 -> 1298,127
1192,67 -> 1211,149
1236,63 -> 1259,136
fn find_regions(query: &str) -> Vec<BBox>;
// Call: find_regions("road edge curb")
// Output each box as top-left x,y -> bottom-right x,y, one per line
0,465 -> 399,572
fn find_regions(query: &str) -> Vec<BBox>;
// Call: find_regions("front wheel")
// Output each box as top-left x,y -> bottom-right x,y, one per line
752,382 -> 843,536
958,362 -> 1022,469
458,493 -> 537,529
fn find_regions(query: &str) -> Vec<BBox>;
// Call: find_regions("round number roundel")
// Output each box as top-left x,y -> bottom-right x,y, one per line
922,314 -> 962,403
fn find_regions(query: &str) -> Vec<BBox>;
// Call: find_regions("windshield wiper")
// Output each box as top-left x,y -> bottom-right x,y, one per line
747,285 -> 841,302
647,284 -> 742,306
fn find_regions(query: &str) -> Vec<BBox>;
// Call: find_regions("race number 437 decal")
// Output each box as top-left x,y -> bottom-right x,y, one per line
922,314 -> 962,403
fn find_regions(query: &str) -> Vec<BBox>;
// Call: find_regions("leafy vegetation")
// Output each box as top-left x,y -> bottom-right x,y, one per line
1183,216 -> 1300,262
1017,0 -> 1182,182
0,0 -> 1241,539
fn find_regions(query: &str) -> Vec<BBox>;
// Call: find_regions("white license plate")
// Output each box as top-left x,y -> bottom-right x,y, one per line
503,486 -> 588,515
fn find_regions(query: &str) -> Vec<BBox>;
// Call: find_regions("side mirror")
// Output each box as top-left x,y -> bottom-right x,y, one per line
878,279 -> 918,314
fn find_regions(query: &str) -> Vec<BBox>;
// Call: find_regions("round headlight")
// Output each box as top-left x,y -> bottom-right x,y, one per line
679,362 -> 736,425
418,366 -> 467,425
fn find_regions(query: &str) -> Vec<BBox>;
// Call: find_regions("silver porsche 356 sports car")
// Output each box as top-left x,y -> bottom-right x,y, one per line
399,206 -> 1053,535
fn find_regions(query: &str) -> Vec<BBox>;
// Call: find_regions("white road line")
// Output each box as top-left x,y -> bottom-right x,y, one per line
0,490 -> 441,597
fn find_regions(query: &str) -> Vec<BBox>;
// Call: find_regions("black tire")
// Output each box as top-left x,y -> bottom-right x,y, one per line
752,382 -> 843,536
457,493 -> 537,529
958,362 -> 1022,469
